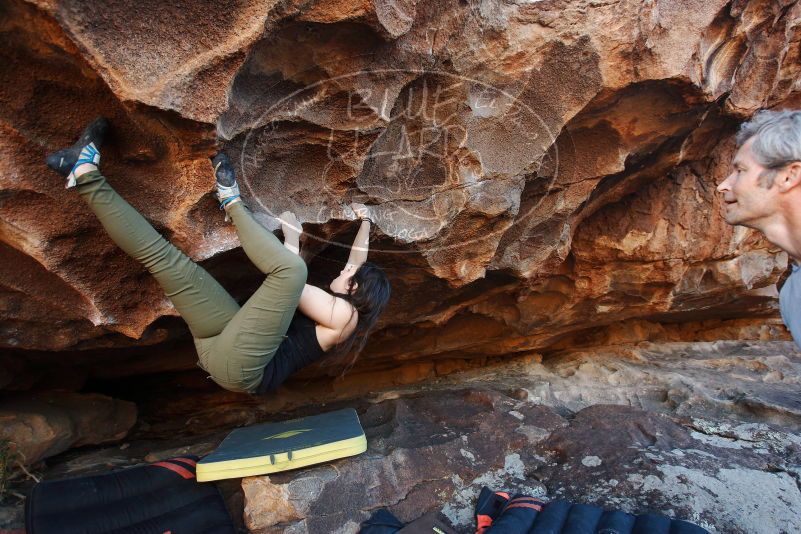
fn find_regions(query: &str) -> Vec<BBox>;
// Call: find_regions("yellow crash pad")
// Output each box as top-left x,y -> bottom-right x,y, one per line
196,408 -> 367,482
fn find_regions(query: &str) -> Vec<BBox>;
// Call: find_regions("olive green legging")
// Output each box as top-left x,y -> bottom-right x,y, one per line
75,170 -> 307,393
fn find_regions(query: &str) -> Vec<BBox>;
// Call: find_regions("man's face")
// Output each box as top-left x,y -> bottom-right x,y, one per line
717,136 -> 780,228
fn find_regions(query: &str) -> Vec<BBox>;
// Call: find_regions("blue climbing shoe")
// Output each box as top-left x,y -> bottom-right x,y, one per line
211,152 -> 240,209
46,117 -> 109,188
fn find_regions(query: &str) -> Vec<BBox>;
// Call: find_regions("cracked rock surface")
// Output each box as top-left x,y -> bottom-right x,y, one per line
1,0 -> 799,373
0,391 -> 137,466
3,340 -> 800,533
237,340 -> 801,534
4,1 -> 801,530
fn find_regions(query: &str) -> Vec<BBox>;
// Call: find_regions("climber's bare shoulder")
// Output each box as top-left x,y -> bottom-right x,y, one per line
298,284 -> 358,351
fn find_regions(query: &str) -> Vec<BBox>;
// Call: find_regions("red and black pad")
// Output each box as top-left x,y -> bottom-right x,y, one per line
485,495 -> 544,533
25,456 -> 235,534
473,489 -> 709,534
475,487 -> 510,534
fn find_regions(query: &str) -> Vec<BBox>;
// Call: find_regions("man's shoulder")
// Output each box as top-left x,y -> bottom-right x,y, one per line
785,262 -> 801,289
781,263 -> 800,296
779,263 -> 801,336
778,262 -> 801,350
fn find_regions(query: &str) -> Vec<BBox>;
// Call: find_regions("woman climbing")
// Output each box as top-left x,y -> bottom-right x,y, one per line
46,118 -> 391,394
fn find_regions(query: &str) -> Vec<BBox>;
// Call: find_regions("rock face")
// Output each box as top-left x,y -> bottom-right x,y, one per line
5,4 -> 801,527
2,339 -> 800,533
242,403 -> 801,534
195,339 -> 801,534
1,1 -> 800,372
0,391 -> 137,465
238,340 -> 801,534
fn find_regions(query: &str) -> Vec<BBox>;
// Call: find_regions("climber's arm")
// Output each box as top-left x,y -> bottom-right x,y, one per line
298,284 -> 356,331
276,211 -> 301,255
345,219 -> 370,269
345,203 -> 371,269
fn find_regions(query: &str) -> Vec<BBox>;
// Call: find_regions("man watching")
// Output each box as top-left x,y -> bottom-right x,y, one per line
717,110 -> 801,347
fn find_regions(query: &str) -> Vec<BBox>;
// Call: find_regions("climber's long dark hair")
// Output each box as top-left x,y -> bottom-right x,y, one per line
327,261 -> 391,373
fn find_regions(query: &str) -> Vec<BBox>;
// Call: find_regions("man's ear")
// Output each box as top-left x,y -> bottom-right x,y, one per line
779,161 -> 801,192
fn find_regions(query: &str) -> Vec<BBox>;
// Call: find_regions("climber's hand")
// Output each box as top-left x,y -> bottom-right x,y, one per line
349,202 -> 372,221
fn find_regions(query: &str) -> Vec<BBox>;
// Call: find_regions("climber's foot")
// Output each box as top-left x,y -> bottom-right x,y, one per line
211,152 -> 240,209
46,117 -> 109,186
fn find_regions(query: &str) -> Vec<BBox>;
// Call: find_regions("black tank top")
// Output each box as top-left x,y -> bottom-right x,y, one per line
255,311 -> 326,395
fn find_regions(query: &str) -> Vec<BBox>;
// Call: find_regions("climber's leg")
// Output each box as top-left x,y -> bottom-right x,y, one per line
199,154 -> 308,392
201,202 -> 307,392
46,119 -> 240,339
72,170 -> 241,338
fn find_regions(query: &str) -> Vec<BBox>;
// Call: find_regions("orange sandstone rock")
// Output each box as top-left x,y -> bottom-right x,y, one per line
1,0 -> 798,372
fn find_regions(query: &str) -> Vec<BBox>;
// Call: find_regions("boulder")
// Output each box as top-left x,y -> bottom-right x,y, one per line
0,0 -> 798,373
239,340 -> 801,533
0,391 -> 137,465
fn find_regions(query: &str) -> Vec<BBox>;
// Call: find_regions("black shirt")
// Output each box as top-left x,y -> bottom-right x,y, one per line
255,312 -> 326,395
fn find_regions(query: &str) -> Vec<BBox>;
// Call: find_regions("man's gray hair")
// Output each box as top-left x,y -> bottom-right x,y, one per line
737,109 -> 801,170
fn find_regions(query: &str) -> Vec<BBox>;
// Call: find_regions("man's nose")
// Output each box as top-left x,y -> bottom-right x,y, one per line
717,174 -> 733,193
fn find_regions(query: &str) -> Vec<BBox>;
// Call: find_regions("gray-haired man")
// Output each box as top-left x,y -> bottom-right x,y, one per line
717,110 -> 801,347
